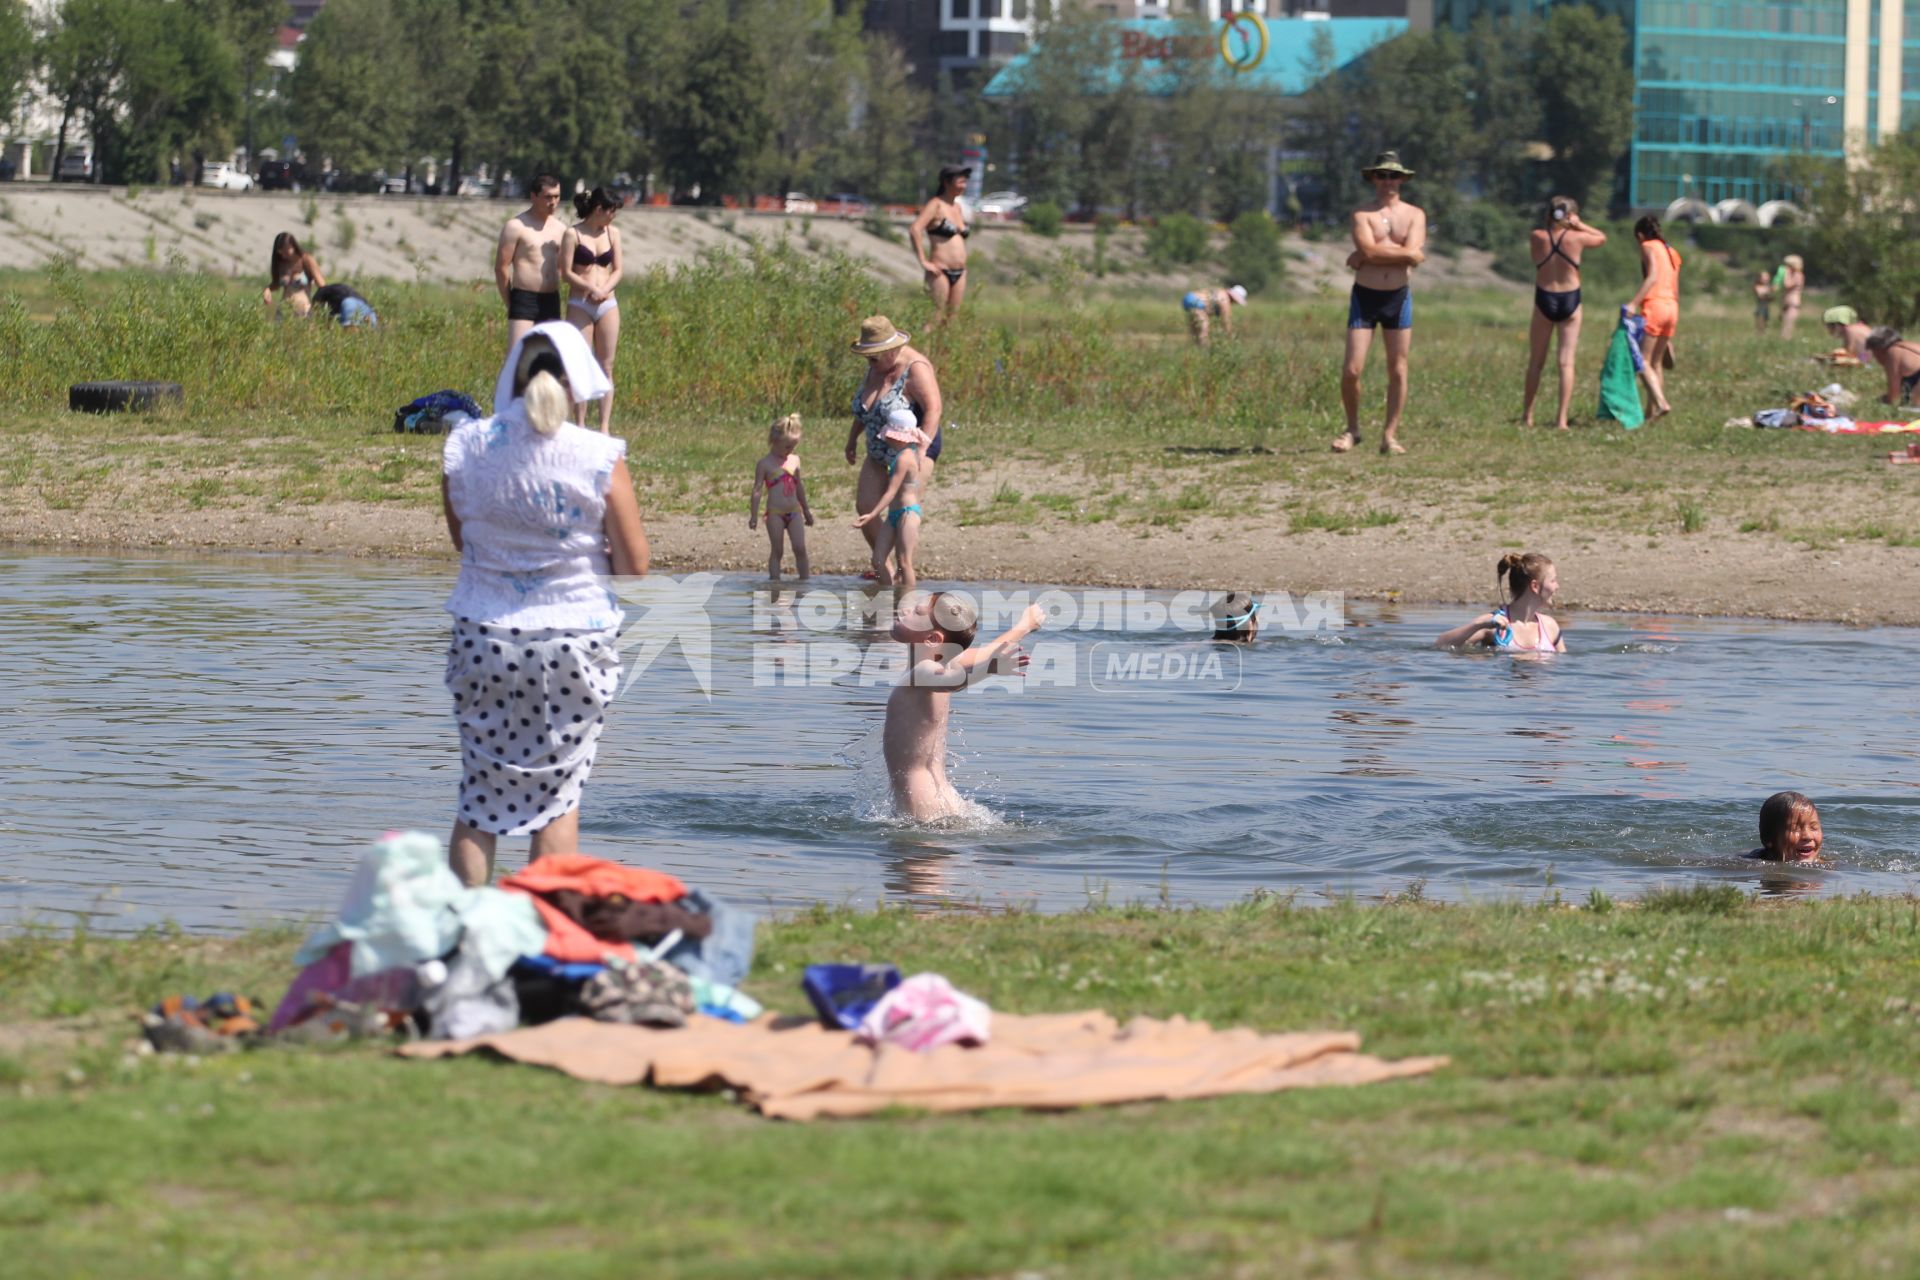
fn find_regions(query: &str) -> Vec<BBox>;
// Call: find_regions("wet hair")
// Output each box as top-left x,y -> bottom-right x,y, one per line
1759,791 -> 1816,849
1866,326 -> 1902,353
1546,195 -> 1578,225
269,231 -> 305,282
516,349 -> 571,436
769,412 -> 803,445
936,165 -> 970,195
1634,215 -> 1664,242
574,186 -> 618,219
531,174 -> 561,196
1497,552 -> 1554,600
926,591 -> 979,649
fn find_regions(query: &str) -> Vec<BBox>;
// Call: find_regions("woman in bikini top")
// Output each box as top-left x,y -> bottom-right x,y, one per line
263,231 -> 325,315
911,165 -> 972,322
558,187 -> 623,433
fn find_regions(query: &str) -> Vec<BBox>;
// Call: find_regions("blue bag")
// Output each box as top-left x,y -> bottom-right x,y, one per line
393,390 -> 482,434
802,964 -> 902,1030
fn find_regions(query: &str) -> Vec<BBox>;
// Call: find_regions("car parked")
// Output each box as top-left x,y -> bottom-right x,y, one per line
976,190 -> 1028,217
199,162 -> 254,191
783,191 -> 818,214
257,160 -> 301,191
823,192 -> 870,216
55,150 -> 94,183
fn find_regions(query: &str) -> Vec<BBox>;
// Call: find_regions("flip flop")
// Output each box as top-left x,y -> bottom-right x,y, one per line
1380,439 -> 1406,455
1330,433 -> 1359,454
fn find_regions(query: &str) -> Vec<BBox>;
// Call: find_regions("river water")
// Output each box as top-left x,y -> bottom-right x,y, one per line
4,553 -> 1917,932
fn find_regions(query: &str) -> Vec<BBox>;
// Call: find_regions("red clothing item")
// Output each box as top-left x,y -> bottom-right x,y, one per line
501,854 -> 689,964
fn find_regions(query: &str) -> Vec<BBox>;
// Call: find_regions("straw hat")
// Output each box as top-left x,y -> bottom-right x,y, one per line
1362,150 -> 1415,178
851,315 -> 911,355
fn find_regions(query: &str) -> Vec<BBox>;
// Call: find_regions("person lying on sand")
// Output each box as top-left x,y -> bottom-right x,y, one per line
1435,552 -> 1566,654
1745,791 -> 1824,863
883,593 -> 1043,821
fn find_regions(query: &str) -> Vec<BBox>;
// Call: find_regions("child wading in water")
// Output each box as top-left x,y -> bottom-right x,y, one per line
749,413 -> 813,580
1435,552 -> 1567,653
883,592 -> 1046,821
853,409 -> 926,587
1746,791 -> 1824,863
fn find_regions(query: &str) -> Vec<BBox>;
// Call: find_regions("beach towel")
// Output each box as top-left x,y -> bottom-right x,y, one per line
1598,309 -> 1646,429
401,1011 -> 1448,1121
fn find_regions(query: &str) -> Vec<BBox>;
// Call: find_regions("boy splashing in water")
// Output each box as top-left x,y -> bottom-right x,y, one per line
883,592 -> 1046,820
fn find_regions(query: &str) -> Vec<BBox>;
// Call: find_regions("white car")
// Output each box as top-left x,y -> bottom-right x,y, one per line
199,162 -> 253,191
976,190 -> 1028,217
783,192 -> 818,214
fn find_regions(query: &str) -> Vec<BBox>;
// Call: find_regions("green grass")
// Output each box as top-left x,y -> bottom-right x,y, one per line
3,895 -> 1919,1277
0,253 -> 1912,542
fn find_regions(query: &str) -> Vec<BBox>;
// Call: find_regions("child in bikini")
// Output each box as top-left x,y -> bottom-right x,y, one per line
749,413 -> 813,580
1745,792 -> 1824,863
1434,552 -> 1566,654
853,408 -> 926,587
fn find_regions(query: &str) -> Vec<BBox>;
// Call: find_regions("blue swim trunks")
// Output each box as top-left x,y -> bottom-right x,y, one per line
1348,284 -> 1412,332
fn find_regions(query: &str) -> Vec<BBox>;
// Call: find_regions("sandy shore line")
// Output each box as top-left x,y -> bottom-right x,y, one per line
7,501 -> 1920,627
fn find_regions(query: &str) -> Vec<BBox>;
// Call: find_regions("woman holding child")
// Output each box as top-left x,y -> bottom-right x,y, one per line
439,323 -> 649,886
846,315 -> 944,562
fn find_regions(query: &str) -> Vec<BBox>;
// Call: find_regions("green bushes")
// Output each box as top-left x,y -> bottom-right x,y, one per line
1146,213 -> 1211,267
1222,212 -> 1285,296
1024,200 -> 1064,238
1446,201 -> 1526,253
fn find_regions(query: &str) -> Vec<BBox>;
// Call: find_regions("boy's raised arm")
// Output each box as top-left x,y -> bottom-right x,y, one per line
948,604 -> 1047,680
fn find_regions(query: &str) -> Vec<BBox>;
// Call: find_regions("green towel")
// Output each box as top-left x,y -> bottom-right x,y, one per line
1597,323 -> 1645,429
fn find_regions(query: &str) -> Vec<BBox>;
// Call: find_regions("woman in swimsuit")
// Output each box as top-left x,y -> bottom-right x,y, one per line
909,165 -> 972,325
1774,254 -> 1805,340
1182,285 -> 1247,346
1625,215 -> 1681,421
1520,196 -> 1606,432
1865,328 -> 1920,406
263,231 -> 324,317
1435,552 -> 1566,654
846,315 -> 944,563
559,187 -> 623,434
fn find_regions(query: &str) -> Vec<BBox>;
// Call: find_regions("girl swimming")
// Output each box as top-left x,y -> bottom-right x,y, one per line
1435,552 -> 1566,654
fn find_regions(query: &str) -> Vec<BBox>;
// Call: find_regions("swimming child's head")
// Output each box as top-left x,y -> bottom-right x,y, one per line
1758,791 -> 1822,862
769,412 -> 803,454
1497,552 -> 1557,603
1208,591 -> 1260,641
891,590 -> 978,649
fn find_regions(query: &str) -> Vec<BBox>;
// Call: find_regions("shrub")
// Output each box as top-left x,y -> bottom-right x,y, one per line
1446,201 -> 1526,252
1025,200 -> 1064,238
1146,213 -> 1210,266
1223,211 -> 1285,295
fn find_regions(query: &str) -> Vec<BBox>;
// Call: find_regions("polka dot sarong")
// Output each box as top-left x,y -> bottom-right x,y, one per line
446,618 -> 621,836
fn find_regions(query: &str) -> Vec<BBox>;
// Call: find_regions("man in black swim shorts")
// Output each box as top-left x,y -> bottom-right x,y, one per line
1335,151 -> 1426,456
495,175 -> 566,351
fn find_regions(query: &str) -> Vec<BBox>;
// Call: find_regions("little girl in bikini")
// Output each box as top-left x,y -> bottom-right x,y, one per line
1434,552 -> 1566,654
749,413 -> 813,581
853,409 -> 927,587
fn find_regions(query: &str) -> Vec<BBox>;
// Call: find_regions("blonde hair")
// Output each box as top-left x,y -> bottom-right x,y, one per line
1497,551 -> 1553,600
770,412 -> 803,445
522,369 -> 570,437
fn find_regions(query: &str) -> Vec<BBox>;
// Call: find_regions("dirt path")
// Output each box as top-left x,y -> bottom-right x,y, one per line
7,492 -> 1919,627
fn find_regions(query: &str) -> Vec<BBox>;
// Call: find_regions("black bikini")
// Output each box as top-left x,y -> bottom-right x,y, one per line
572,241 -> 614,268
927,211 -> 968,287
1532,230 -> 1581,324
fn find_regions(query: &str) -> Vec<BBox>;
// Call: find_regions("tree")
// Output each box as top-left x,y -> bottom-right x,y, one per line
1463,15 -> 1540,209
658,21 -> 770,200
1351,30 -> 1471,228
0,1 -> 33,134
516,34 -> 630,187
1789,135 -> 1920,325
42,0 -> 135,182
999,9 -> 1110,208
1530,4 -> 1633,211
746,0 -> 861,197
291,0 -> 412,177
1293,26 -> 1360,223
839,34 -> 929,203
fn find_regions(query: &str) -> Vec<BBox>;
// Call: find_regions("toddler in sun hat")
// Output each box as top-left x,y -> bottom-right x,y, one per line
853,408 -> 928,586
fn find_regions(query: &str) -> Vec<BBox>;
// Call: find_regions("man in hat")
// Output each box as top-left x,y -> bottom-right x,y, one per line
1333,151 -> 1426,456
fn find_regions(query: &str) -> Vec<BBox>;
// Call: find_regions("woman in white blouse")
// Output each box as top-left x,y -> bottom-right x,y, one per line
440,322 -> 649,885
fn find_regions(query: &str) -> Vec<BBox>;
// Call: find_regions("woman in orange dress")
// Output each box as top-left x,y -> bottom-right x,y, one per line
1625,215 -> 1680,421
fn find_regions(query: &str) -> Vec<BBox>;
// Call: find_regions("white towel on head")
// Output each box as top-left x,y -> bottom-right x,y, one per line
493,320 -> 612,413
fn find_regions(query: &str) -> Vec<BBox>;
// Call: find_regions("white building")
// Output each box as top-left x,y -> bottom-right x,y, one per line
5,0 -> 72,178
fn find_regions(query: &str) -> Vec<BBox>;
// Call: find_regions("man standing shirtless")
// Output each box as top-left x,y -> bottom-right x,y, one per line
1334,151 -> 1426,456
495,175 -> 566,351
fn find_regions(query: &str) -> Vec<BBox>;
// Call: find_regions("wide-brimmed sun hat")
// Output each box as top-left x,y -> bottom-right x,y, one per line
1362,150 -> 1415,178
1227,285 -> 1248,305
882,407 -> 928,447
851,315 -> 910,356
1824,306 -> 1858,327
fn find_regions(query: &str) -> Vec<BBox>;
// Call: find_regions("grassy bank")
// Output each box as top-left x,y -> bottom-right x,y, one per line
0,252 -> 1913,551
4,892 -> 1919,1277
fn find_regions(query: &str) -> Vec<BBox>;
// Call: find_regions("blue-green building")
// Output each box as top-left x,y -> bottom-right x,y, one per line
1432,0 -> 1915,213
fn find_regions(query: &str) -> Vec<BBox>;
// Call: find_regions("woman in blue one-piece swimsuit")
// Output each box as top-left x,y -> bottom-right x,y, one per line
1435,551 -> 1566,653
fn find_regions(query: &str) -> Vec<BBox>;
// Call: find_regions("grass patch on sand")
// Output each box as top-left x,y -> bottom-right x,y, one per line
4,895 -> 1920,1277
0,256 -> 1913,543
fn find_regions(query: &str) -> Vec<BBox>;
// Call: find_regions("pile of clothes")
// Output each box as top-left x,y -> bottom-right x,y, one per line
1736,384 -> 1920,435
145,832 -> 759,1053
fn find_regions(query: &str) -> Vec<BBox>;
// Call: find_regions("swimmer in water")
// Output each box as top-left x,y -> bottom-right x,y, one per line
1435,552 -> 1566,653
1745,791 -> 1824,863
1209,591 -> 1260,641
882,592 -> 1045,821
